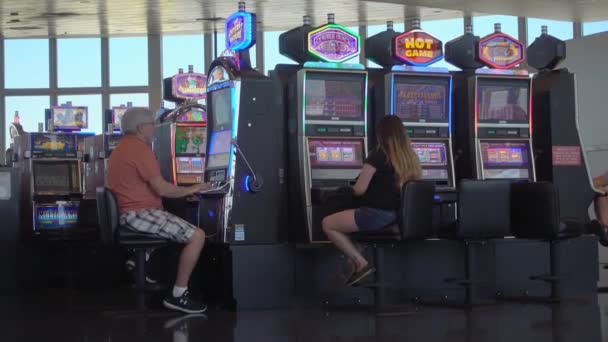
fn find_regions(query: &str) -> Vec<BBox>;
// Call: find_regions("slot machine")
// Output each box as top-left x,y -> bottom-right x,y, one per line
276,13 -> 368,243
527,26 -> 601,222
198,2 -> 290,310
447,24 -> 535,182
366,19 -> 457,226
154,66 -> 208,187
82,104 -> 128,200
13,103 -> 88,236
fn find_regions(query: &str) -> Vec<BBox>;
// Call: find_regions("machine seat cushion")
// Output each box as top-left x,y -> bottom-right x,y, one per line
351,224 -> 401,242
117,227 -> 168,246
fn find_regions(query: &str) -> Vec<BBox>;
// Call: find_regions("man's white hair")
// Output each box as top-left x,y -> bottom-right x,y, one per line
121,107 -> 154,134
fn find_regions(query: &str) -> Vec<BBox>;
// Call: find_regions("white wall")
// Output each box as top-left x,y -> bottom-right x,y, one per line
562,32 -> 608,285
562,32 -> 608,178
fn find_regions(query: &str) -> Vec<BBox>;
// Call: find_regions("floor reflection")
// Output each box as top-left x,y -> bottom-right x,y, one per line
0,290 -> 604,342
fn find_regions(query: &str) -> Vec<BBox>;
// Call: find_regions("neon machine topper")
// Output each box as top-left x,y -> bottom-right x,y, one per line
201,1 -> 286,246
450,24 -> 535,181
154,66 -> 208,187
278,13 -> 368,243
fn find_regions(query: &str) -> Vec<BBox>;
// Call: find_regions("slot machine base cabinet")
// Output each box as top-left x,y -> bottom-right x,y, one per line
196,243 -> 295,310
0,168 -> 19,292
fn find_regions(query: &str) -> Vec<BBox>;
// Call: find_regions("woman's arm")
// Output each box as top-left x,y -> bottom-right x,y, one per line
352,164 -> 377,196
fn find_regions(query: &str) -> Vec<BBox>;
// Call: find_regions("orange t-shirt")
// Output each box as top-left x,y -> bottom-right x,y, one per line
107,135 -> 163,215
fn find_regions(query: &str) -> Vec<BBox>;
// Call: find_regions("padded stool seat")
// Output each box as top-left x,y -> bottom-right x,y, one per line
351,224 -> 401,243
117,227 -> 169,246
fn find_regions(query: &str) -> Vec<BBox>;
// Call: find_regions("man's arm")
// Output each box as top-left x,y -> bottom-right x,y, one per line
149,176 -> 210,198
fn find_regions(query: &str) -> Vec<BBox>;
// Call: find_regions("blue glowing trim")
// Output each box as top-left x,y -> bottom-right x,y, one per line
433,195 -> 440,201
391,65 -> 450,73
244,175 -> 251,192
448,77 -> 453,135
303,61 -> 365,70
390,75 -> 395,115
228,86 -> 237,176
225,11 -> 256,51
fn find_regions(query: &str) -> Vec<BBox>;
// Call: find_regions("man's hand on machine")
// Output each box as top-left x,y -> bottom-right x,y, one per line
186,182 -> 212,195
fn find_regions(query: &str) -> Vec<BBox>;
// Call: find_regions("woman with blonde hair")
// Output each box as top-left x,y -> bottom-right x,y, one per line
322,115 -> 422,286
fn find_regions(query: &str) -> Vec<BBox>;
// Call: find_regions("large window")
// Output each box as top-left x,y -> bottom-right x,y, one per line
162,35 -> 205,78
421,18 -> 464,70
264,30 -> 297,74
109,37 -> 148,86
4,39 -> 50,88
527,18 -> 573,43
214,33 -> 257,70
473,15 -> 519,39
367,23 -> 406,69
110,93 -> 149,108
583,21 -> 608,36
4,96 -> 50,148
58,94 -> 103,134
58,38 -> 102,87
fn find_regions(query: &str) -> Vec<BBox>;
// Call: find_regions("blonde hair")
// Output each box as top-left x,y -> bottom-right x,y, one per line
376,115 -> 422,186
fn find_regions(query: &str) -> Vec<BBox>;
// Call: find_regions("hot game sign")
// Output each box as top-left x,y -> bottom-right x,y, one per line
478,33 -> 525,69
225,11 -> 256,51
307,25 -> 360,63
394,30 -> 443,66
172,73 -> 207,100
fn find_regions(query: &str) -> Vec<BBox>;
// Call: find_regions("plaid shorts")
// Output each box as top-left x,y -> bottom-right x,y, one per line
120,209 -> 197,243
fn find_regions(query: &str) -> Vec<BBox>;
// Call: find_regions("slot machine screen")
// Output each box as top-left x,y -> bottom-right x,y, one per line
112,107 -> 127,130
412,142 -> 449,180
175,126 -> 207,154
208,88 -> 232,131
477,79 -> 530,123
480,141 -> 531,180
207,130 -> 232,169
393,76 -> 449,123
176,157 -> 205,174
51,106 -> 88,130
308,138 -> 365,169
31,133 -> 77,158
33,160 -> 80,194
304,72 -> 366,121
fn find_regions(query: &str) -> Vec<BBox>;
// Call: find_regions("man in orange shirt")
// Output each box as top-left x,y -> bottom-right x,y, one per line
593,171 -> 608,245
108,107 -> 209,314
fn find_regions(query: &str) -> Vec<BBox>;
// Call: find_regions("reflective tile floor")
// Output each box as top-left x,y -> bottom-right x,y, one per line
1,290 -> 608,342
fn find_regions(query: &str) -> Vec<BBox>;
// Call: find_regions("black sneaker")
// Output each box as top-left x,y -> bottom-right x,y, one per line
346,264 -> 376,287
163,290 -> 208,314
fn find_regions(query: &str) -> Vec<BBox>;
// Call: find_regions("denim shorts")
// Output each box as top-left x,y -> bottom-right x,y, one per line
354,207 -> 398,232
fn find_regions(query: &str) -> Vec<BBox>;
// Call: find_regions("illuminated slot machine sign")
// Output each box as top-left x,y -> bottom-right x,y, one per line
479,141 -> 532,180
34,203 -> 80,230
394,29 -> 443,67
51,105 -> 88,132
307,24 -> 360,63
171,73 -> 208,102
30,133 -> 78,159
